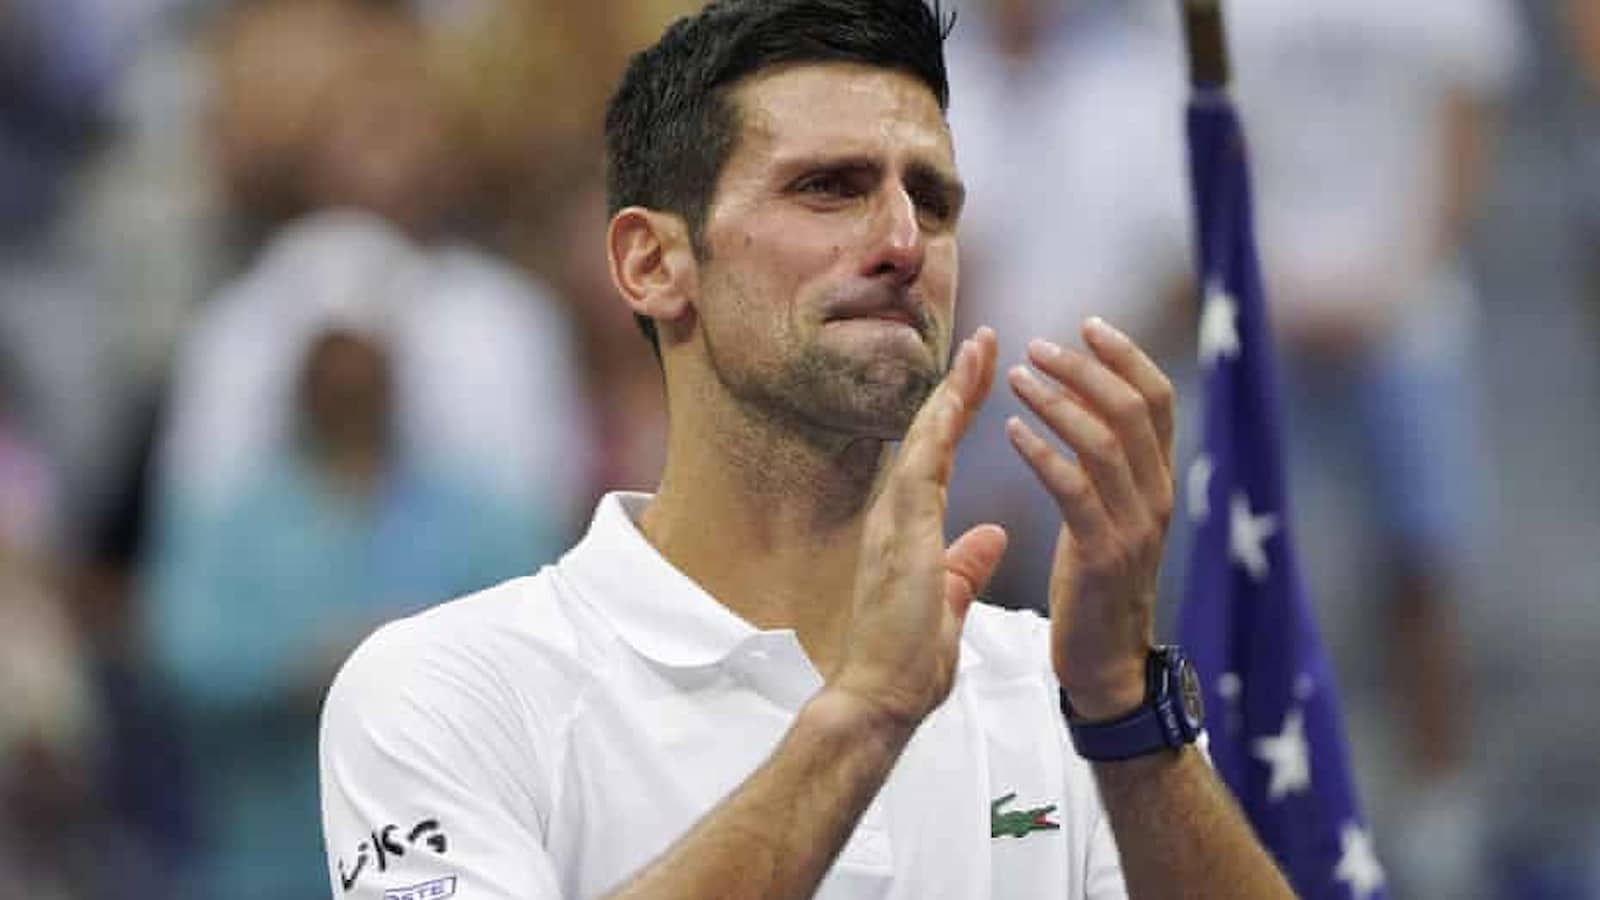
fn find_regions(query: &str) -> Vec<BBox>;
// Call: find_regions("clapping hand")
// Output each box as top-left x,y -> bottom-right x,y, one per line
1005,318 -> 1178,721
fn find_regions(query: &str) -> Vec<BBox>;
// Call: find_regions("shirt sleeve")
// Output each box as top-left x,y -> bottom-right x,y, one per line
319,618 -> 565,899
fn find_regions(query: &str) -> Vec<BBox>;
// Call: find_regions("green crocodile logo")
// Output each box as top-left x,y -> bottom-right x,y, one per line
990,792 -> 1060,839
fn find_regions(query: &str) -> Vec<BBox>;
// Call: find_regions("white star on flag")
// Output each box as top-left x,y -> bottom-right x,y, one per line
1252,707 -> 1311,801
1229,492 -> 1278,581
1294,673 -> 1316,701
1333,822 -> 1386,900
1198,283 -> 1241,366
1217,672 -> 1242,701
1216,672 -> 1244,734
1187,455 -> 1215,523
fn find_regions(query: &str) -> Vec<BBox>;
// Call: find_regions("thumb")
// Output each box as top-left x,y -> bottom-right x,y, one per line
943,524 -> 1009,622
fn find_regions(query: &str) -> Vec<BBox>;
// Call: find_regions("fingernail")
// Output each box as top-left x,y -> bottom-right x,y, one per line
1086,316 -> 1125,343
1005,416 -> 1036,445
1027,339 -> 1063,360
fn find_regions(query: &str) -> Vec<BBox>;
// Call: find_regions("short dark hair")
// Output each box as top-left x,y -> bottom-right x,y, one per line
603,0 -> 955,354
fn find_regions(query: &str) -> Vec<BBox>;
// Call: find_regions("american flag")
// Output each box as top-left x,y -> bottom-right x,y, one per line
1175,91 -> 1388,900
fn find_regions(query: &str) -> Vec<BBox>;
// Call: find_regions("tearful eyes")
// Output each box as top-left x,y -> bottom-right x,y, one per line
909,187 -> 954,222
793,172 -> 864,198
789,174 -> 956,226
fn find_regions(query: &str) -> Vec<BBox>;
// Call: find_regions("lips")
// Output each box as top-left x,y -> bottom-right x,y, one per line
834,308 -> 917,326
823,290 -> 931,337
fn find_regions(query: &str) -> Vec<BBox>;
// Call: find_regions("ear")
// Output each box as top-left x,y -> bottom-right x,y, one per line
607,207 -> 698,335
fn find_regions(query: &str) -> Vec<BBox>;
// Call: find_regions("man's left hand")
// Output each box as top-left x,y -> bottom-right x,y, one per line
1004,317 -> 1177,721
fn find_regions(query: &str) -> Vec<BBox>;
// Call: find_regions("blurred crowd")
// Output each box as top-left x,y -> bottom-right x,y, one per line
0,0 -> 1596,897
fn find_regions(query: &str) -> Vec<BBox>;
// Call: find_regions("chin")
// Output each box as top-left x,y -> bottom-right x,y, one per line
814,359 -> 938,438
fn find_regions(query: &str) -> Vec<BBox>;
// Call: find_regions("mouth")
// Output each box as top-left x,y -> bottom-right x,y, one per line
822,297 -> 932,341
827,309 -> 920,328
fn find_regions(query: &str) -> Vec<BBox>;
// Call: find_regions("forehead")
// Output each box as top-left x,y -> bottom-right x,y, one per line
724,63 -> 955,174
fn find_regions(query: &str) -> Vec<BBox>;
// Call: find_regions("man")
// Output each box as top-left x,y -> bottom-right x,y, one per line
320,1 -> 1293,897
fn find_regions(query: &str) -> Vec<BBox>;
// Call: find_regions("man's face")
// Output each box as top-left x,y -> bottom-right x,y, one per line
691,63 -> 964,440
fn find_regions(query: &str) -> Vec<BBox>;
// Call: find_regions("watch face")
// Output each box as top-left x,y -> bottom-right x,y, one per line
1178,658 -> 1205,731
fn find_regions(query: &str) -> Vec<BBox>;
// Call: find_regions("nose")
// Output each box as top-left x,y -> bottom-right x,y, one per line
862,182 -> 925,284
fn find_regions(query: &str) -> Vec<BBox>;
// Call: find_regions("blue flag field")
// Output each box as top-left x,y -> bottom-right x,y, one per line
1176,90 -> 1389,900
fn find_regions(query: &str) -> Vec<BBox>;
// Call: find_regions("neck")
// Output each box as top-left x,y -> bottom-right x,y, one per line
639,402 -> 893,676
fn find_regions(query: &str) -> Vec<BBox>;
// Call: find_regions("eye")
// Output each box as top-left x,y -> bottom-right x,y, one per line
791,169 -> 866,200
911,186 -> 954,223
795,173 -> 841,194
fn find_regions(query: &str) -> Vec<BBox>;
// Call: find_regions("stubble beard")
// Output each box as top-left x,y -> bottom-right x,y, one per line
714,337 -> 944,446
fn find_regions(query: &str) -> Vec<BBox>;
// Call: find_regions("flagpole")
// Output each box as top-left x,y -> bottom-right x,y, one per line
1181,0 -> 1231,89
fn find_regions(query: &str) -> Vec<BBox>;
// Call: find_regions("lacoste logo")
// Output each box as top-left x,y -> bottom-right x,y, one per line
990,792 -> 1060,839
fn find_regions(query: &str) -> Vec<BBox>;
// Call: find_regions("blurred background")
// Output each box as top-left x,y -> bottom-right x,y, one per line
0,0 -> 1594,897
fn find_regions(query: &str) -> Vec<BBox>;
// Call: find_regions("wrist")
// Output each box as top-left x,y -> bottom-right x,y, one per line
1058,660 -> 1147,722
805,686 -> 919,749
1063,646 -> 1206,762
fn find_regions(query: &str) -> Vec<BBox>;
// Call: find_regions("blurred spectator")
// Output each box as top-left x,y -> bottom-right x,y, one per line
943,0 -> 1191,610
156,209 -> 588,538
1224,0 -> 1521,895
146,10 -> 589,889
163,0 -> 589,534
140,7 -> 594,884
145,317 -> 546,899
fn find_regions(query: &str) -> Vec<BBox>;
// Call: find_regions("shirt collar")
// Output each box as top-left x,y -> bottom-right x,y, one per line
559,492 -> 758,668
558,492 -> 987,676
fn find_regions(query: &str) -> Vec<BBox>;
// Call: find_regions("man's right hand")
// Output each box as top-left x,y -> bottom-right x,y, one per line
830,327 -> 1009,730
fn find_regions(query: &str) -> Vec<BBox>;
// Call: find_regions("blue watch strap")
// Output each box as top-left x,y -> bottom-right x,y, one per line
1061,689 -> 1180,762
1061,647 -> 1201,762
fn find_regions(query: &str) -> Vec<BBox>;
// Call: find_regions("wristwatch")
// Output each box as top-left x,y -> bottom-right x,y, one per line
1061,646 -> 1205,762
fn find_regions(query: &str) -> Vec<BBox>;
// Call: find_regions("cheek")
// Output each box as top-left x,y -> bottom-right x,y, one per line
743,227 -> 842,304
926,242 -> 960,313
703,239 -> 804,338
943,245 -> 960,301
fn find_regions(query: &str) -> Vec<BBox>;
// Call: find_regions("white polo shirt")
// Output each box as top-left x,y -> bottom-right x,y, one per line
320,493 -> 1127,899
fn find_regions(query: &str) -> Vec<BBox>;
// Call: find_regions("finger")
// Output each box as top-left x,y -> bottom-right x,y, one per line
1008,364 -> 1147,532
1024,340 -> 1168,523
1004,415 -> 1113,550
943,523 -> 1008,621
969,326 -> 999,416
893,327 -> 998,497
1082,317 -> 1177,474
